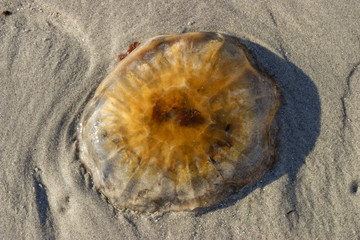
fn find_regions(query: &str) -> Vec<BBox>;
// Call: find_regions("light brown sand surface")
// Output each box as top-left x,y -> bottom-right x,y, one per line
0,0 -> 359,239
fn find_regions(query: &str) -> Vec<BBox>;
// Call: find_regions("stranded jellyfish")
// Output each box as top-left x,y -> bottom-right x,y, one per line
77,32 -> 280,213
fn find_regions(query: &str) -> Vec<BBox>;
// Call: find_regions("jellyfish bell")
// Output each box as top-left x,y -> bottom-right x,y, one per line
77,32 -> 280,213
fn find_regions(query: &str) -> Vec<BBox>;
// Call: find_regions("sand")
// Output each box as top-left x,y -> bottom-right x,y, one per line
0,0 -> 359,239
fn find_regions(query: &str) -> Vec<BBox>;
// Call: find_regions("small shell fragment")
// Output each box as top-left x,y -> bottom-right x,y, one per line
77,32 -> 280,213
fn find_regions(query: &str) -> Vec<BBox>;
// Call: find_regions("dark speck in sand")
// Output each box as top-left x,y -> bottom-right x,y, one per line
2,10 -> 12,18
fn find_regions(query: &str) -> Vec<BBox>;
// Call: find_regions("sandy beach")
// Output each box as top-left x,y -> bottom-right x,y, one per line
1,0 -> 359,239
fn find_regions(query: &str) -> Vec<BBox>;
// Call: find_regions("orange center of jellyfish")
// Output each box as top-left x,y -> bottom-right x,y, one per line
130,84 -> 238,176
149,88 -> 207,142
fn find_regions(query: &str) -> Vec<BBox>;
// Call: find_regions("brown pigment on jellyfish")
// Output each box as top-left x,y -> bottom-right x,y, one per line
151,97 -> 205,126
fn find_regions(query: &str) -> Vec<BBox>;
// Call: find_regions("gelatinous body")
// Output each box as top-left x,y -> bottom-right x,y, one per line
77,32 -> 280,213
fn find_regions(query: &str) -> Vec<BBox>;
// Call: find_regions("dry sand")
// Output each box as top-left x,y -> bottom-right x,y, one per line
0,0 -> 359,239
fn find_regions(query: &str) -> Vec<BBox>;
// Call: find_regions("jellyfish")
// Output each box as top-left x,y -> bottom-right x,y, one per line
77,32 -> 280,213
